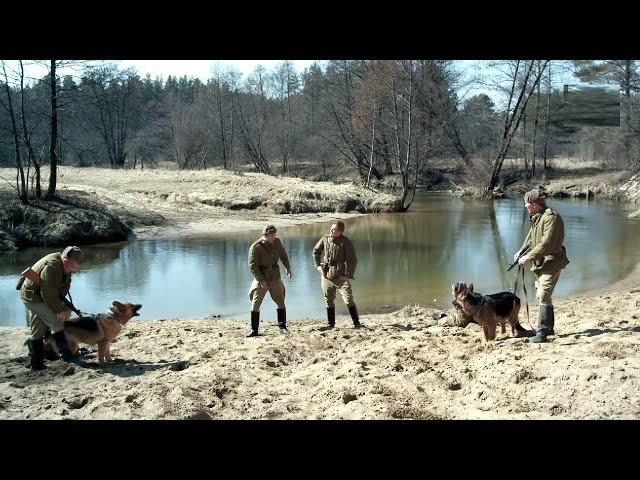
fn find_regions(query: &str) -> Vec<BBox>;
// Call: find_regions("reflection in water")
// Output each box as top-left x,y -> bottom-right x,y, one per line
1,193 -> 639,326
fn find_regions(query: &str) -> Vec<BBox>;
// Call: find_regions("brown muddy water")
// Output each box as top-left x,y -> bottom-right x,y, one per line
1,193 -> 639,326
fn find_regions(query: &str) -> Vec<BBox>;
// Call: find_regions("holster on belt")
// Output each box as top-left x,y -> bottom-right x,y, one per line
319,263 -> 329,278
16,267 -> 41,290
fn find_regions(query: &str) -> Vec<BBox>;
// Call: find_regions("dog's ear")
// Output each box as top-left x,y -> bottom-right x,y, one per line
469,283 -> 473,292
112,301 -> 125,311
133,304 -> 142,316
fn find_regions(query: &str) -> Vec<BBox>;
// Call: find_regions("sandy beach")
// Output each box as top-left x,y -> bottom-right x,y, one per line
1,279 -> 639,420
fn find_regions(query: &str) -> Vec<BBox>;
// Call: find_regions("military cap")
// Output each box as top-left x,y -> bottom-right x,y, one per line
262,224 -> 277,235
62,246 -> 84,263
524,190 -> 546,205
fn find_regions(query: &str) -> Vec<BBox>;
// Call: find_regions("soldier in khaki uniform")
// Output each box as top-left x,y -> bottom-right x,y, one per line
17,246 -> 85,370
312,221 -> 363,329
432,302 -> 476,327
247,225 -> 292,337
514,190 -> 569,343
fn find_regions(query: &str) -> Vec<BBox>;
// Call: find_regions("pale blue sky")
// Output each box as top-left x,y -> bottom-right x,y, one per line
2,59 -> 604,111
1,60 -> 322,84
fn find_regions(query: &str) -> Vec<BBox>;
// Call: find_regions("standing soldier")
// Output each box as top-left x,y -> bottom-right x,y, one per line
312,221 -> 363,329
17,246 -> 85,370
247,225 -> 292,337
514,190 -> 569,343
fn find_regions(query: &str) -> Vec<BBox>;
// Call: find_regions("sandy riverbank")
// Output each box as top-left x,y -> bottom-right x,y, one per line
1,281 -> 639,420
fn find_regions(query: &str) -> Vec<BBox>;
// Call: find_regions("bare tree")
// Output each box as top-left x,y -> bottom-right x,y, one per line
17,61 -> 44,197
205,65 -> 240,170
233,65 -> 272,174
270,61 -> 300,174
80,64 -> 144,168
0,61 -> 28,203
484,60 -> 549,198
45,59 -> 59,199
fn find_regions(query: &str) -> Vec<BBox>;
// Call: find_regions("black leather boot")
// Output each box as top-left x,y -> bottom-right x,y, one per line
320,307 -> 335,331
348,305 -> 363,329
277,308 -> 288,333
27,338 -> 46,371
52,331 -> 83,364
530,305 -> 552,343
247,311 -> 260,337
547,305 -> 555,336
515,322 -> 535,338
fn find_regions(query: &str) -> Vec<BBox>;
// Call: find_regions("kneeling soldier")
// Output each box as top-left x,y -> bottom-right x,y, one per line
312,221 -> 363,329
17,246 -> 85,370
247,225 -> 292,337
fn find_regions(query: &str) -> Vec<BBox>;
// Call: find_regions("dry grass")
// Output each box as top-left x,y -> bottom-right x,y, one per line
0,166 -> 403,250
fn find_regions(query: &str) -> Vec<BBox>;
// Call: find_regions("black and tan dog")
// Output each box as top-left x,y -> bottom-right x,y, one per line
44,301 -> 142,363
452,282 -> 532,342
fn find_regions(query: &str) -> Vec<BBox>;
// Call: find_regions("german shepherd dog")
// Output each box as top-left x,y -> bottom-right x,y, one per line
44,301 -> 142,363
452,282 -> 529,342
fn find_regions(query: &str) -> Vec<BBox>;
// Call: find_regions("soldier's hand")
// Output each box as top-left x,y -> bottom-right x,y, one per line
316,266 -> 324,275
57,310 -> 70,325
286,269 -> 293,279
518,255 -> 530,266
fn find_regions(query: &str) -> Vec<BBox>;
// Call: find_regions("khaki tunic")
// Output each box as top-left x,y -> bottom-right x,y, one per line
18,252 -> 73,339
312,235 -> 357,280
248,237 -> 290,311
313,235 -> 358,307
521,207 -> 569,306
19,252 -> 72,314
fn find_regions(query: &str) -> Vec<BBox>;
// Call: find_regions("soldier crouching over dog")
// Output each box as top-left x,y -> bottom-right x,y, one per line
514,190 -> 569,343
17,246 -> 85,370
247,225 -> 292,337
312,221 -> 363,329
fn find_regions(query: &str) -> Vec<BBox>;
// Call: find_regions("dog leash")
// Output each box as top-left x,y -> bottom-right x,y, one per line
513,265 -> 533,330
64,292 -> 83,317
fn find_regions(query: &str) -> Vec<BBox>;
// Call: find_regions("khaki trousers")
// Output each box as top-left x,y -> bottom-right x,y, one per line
22,300 -> 64,340
534,270 -> 561,306
321,276 -> 355,308
249,278 -> 286,311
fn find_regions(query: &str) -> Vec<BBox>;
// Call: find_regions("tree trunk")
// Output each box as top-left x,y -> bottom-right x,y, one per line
531,61 -> 543,180
1,63 -> 28,204
522,109 -> 528,178
542,63 -> 551,178
46,60 -> 58,200
19,61 -> 41,198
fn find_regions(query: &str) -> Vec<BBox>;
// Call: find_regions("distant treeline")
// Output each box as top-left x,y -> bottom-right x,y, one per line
1,60 -> 639,200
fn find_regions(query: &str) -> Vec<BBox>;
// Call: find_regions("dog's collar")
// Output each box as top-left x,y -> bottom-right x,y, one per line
105,311 -> 125,325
